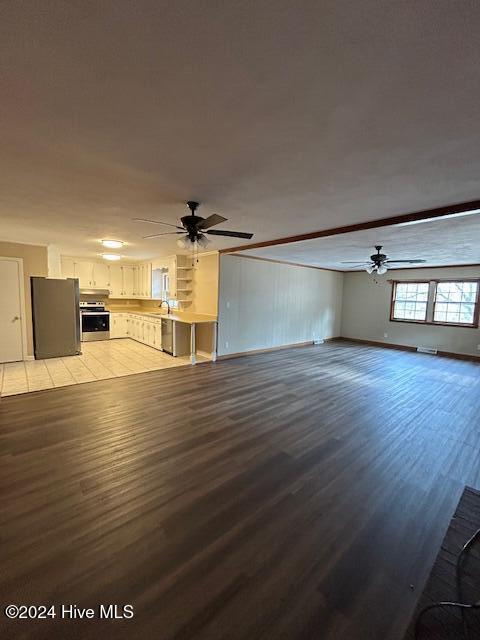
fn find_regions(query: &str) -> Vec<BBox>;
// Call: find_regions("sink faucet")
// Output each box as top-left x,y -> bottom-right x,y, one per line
158,300 -> 171,314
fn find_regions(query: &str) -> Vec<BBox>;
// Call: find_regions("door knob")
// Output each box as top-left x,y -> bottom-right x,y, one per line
12,316 -> 20,321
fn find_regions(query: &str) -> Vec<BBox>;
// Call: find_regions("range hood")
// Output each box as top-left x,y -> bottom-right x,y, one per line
80,288 -> 110,297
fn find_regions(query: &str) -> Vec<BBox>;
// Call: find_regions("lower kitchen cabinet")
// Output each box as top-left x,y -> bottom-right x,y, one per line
110,313 -> 163,351
110,313 -> 129,338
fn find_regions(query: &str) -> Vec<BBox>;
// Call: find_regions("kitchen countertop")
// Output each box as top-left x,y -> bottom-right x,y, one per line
108,309 -> 217,324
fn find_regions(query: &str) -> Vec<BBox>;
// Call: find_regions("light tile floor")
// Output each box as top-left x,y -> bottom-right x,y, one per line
0,339 -> 206,397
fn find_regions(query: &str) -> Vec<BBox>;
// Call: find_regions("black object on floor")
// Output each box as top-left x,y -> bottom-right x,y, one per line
404,486 -> 480,639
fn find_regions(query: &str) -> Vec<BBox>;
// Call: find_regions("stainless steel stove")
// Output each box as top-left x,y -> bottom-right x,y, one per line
79,301 -> 110,342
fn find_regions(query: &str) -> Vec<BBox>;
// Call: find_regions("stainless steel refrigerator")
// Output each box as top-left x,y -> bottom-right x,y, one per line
31,277 -> 81,359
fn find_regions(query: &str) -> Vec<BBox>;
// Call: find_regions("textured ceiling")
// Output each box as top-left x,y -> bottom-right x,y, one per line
1,2 -> 480,260
240,214 -> 480,270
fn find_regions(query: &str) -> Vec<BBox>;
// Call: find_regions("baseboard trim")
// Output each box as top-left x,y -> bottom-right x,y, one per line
217,338 -> 339,361
218,341 -> 313,360
334,337 -> 480,362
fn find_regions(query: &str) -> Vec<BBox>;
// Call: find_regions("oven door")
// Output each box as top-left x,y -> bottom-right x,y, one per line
81,312 -> 110,342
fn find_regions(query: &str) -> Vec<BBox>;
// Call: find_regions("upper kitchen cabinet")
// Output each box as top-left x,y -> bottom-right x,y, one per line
92,263 -> 110,289
122,265 -> 135,297
109,264 -> 123,297
142,263 -> 152,298
74,261 -> 94,288
60,256 -> 159,299
60,258 -> 110,290
132,262 -> 152,298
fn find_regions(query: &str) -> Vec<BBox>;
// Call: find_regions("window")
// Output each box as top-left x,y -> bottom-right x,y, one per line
433,281 -> 478,326
391,282 -> 429,322
390,279 -> 479,327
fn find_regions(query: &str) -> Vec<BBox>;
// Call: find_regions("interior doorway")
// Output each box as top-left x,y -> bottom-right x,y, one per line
0,257 -> 26,363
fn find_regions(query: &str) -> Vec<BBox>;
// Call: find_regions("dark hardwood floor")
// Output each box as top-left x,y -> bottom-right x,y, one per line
1,341 -> 479,640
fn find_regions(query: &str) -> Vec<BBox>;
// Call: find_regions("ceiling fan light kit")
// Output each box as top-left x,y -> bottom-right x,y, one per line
342,245 -> 426,276
133,201 -> 253,259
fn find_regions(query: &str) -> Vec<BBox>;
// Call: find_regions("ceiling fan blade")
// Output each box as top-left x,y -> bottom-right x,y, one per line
133,217 -> 184,229
385,259 -> 426,263
142,232 -> 184,239
206,229 -> 253,239
340,261 -> 370,264
197,214 -> 228,230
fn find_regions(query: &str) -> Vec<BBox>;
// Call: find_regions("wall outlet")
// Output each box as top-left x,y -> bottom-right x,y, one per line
226,301 -> 230,309
384,332 -> 388,338
225,341 -> 229,349
477,344 -> 480,351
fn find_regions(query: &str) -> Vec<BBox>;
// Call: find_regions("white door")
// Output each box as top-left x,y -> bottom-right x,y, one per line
93,263 -> 110,289
0,258 -> 24,363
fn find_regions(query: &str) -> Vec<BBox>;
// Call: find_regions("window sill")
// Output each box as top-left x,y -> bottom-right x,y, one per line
390,318 -> 478,329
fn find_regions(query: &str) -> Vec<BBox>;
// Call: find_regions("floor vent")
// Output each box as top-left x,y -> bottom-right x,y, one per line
417,346 -> 438,355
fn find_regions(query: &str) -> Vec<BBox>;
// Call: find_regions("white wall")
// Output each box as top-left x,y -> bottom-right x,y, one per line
217,255 -> 344,356
341,266 -> 480,356
47,244 -> 62,277
191,252 -> 219,315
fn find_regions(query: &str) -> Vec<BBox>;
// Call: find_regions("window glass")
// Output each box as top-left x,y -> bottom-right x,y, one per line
433,281 -> 477,325
392,282 -> 429,321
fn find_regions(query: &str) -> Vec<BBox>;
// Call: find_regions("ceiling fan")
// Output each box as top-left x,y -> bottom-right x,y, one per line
341,245 -> 426,274
133,201 -> 253,249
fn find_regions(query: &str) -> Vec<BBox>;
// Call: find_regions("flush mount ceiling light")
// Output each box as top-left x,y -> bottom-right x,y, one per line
102,253 -> 121,261
101,239 -> 124,249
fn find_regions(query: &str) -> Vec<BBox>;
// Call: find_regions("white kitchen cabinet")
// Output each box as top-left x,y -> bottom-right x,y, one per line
110,265 -> 135,298
111,313 -> 163,351
121,266 -> 135,297
153,322 -> 161,349
143,320 -> 152,346
92,263 -> 110,289
137,318 -> 142,342
143,320 -> 160,349
132,265 -> 139,297
109,265 -> 123,297
144,262 -> 152,298
110,314 -> 128,338
132,263 -> 152,298
74,261 -> 94,288
131,316 -> 143,342
61,256 -> 155,299
139,265 -> 145,297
